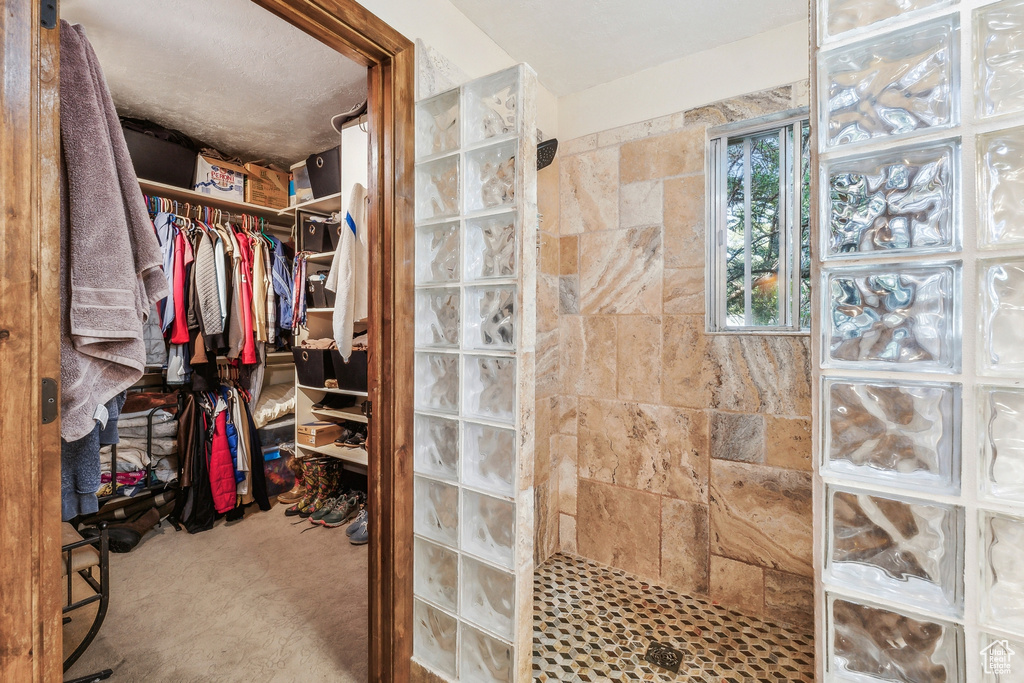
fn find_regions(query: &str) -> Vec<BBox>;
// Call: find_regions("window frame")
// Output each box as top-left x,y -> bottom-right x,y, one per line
705,109 -> 811,335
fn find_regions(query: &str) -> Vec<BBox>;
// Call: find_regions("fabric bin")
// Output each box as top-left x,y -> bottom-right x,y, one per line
300,214 -> 336,253
293,348 -> 336,387
331,349 -> 368,393
123,127 -> 197,189
306,273 -> 336,309
262,447 -> 295,498
306,145 -> 341,199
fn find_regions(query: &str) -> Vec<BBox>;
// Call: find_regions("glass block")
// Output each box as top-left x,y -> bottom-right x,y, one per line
459,622 -> 514,683
827,594 -> 963,681
417,89 -> 460,159
415,222 -> 460,284
980,386 -> 1024,502
823,140 -> 959,259
983,511 -> 1024,632
414,537 -> 459,611
980,633 -> 1024,682
414,475 -> 459,547
979,127 -> 1024,248
826,487 -> 962,615
465,213 -> 517,281
465,286 -> 516,351
464,68 -> 518,145
413,598 -> 457,678
416,288 -> 460,348
824,262 -> 960,372
820,17 -> 959,149
823,0 -> 954,41
416,155 -> 459,222
461,556 -> 516,641
981,260 -> 1024,374
461,490 -> 515,568
976,0 -> 1024,119
823,378 -> 960,492
415,353 -> 459,414
463,422 -> 516,498
414,413 -> 459,481
465,140 -> 517,214
463,355 -> 516,423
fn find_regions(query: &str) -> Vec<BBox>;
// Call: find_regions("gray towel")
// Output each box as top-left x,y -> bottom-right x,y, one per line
59,21 -> 167,441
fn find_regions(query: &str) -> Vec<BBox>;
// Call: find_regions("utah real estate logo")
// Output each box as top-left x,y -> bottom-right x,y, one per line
982,639 -> 1016,676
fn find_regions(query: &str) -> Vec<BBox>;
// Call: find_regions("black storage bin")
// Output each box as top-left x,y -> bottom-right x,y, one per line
300,213 -> 337,253
123,127 -> 197,189
306,272 -> 335,309
306,146 -> 341,199
331,349 -> 368,393
292,348 -> 336,387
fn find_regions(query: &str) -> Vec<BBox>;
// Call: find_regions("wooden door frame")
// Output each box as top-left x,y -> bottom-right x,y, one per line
0,1 -> 415,680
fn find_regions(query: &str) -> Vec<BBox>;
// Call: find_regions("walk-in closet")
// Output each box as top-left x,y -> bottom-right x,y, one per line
56,1 -> 376,680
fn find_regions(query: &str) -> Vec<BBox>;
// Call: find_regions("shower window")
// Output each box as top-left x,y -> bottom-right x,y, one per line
707,115 -> 811,332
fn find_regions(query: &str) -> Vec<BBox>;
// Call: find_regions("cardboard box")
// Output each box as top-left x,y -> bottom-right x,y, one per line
193,155 -> 246,201
297,421 -> 343,447
244,163 -> 289,209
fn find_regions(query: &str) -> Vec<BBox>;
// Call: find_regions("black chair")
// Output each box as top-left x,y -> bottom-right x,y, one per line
61,522 -> 112,683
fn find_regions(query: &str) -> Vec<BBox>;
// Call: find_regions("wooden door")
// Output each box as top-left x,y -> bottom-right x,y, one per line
0,0 -> 64,680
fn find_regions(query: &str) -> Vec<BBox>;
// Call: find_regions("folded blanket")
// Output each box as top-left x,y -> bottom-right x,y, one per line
118,421 -> 178,439
118,408 -> 175,427
118,437 -> 177,456
100,445 -> 149,472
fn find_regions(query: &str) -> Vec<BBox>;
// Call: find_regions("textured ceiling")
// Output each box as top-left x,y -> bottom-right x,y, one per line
61,0 -> 367,166
449,0 -> 808,96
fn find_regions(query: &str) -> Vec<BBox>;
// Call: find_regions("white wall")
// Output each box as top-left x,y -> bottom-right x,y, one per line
557,20 -> 810,140
341,123 -> 369,205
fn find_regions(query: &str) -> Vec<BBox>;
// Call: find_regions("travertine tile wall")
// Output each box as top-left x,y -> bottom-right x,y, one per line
545,82 -> 815,629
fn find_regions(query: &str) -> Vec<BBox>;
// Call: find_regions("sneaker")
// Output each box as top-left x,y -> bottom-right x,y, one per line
321,492 -> 364,528
349,514 -> 368,545
346,508 -> 367,537
309,495 -> 341,524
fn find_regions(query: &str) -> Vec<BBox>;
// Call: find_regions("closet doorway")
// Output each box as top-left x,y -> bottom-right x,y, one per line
0,1 -> 414,681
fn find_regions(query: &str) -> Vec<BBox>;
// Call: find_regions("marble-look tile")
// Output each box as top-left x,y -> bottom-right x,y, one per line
578,398 -> 708,502
553,434 -> 578,515
663,267 -> 704,315
663,175 -> 705,270
534,479 -> 559,563
559,235 -> 578,276
537,273 -> 559,334
791,79 -> 810,108
704,334 -> 813,416
539,232 -> 559,275
560,134 -> 597,157
558,514 -> 577,554
765,416 -> 812,471
536,328 -> 559,400
617,315 -> 662,402
560,147 -> 618,235
710,411 -> 765,464
558,275 -> 579,315
596,113 -> 682,148
534,398 -> 553,485
620,128 -> 704,184
765,569 -> 814,630
710,460 -> 813,576
711,555 -> 764,617
661,499 -> 710,596
579,227 -> 663,315
554,395 -> 578,436
662,315 -> 710,409
538,160 -> 560,235
560,316 -> 617,398
620,180 -> 664,229
577,479 -> 661,580
684,86 -> 794,128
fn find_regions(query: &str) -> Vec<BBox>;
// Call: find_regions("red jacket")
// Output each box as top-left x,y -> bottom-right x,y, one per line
208,410 -> 236,513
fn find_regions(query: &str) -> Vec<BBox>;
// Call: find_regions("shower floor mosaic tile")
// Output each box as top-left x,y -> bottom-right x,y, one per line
533,554 -> 814,682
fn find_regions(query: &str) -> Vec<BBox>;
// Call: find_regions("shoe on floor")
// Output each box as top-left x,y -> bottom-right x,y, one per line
321,492 -> 363,528
309,495 -> 342,524
348,515 -> 368,545
345,508 -> 367,537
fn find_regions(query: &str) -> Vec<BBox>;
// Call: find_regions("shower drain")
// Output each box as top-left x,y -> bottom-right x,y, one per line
643,641 -> 683,673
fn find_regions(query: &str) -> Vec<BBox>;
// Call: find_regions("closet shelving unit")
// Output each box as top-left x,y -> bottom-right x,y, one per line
138,178 -> 286,224
277,192 -> 342,217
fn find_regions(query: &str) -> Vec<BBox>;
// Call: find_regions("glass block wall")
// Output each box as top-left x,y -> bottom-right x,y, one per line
412,65 -> 538,682
815,1 -> 1024,680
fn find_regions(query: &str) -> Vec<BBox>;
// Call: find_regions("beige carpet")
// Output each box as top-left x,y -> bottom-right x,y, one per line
64,502 -> 368,683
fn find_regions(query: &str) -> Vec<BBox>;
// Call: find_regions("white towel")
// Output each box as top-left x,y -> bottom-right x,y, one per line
326,184 -> 369,360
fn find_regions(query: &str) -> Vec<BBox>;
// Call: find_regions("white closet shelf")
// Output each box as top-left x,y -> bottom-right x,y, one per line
297,442 -> 368,466
279,192 -> 343,217
297,383 -> 368,398
307,251 -> 335,262
306,308 -> 333,313
311,406 -> 367,424
138,178 -> 290,226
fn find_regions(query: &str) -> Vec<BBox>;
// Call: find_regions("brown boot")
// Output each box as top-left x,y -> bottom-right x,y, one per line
276,451 -> 307,505
285,459 -> 322,516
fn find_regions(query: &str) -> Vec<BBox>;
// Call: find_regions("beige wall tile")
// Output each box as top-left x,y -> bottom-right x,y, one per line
534,479 -> 559,564
578,398 -> 708,502
534,398 -> 552,486
560,147 -> 619,235
580,317 -> 617,397
663,267 -> 704,315
579,227 -> 663,315
710,411 -> 766,464
662,315 -> 710,409
559,514 -> 577,554
620,180 -> 664,229
538,159 -> 560,235
577,479 -> 661,579
765,416 -> 812,471
596,113 -> 680,148
553,434 -> 578,515
661,499 -> 710,596
558,276 -> 579,315
620,128 -> 704,184
710,555 -> 764,616
684,86 -> 794,128
539,232 -> 560,275
559,235 -> 579,275
710,460 -> 813,576
663,175 -> 705,270
765,569 -> 814,629
560,134 -> 597,157
617,315 -> 662,402
555,395 -> 578,436
559,315 -> 583,396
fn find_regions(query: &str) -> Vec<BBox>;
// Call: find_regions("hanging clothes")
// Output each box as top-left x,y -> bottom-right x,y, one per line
326,183 -> 369,360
